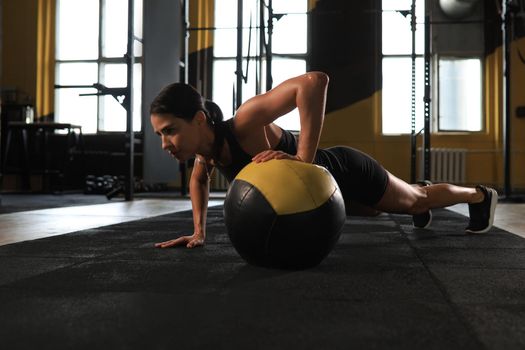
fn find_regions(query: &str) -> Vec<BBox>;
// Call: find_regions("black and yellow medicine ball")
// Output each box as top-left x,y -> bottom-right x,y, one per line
223,159 -> 346,269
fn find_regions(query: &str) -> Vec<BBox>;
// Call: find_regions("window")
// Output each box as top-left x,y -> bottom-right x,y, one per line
438,57 -> 482,131
381,1 -> 484,134
213,0 -> 307,131
381,0 -> 425,135
55,0 -> 143,133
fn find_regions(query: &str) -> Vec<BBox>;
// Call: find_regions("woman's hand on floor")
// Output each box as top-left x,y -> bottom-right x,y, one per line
155,233 -> 205,249
252,150 -> 303,163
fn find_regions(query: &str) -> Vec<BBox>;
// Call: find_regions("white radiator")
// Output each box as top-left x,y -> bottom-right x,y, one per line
420,148 -> 467,184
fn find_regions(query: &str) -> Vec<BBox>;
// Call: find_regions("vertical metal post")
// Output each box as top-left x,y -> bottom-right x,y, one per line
0,0 -> 3,201
266,0 -> 273,91
257,0 -> 265,94
184,0 -> 189,84
410,0 -> 417,184
98,0 -> 104,132
125,0 -> 135,201
180,0 -> 190,197
502,0 -> 512,198
236,0 -> 243,109
423,14 -> 431,181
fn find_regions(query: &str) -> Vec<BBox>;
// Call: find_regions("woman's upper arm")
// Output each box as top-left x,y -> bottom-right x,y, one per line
234,72 -> 329,134
190,156 -> 214,185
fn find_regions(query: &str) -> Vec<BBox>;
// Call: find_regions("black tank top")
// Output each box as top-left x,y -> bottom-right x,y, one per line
214,119 -> 298,182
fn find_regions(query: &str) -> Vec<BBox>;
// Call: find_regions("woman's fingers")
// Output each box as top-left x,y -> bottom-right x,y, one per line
155,235 -> 205,249
251,150 -> 271,162
187,238 -> 204,248
155,236 -> 189,248
252,150 -> 298,163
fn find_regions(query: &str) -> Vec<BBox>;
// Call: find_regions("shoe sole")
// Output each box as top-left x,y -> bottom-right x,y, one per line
466,188 -> 498,234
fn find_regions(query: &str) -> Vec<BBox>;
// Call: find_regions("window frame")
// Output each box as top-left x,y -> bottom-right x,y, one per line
380,1 -> 485,136
380,2 -> 426,135
434,54 -> 485,133
212,0 -> 308,131
54,0 -> 143,134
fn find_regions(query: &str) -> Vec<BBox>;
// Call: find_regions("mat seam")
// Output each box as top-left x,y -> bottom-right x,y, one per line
391,213 -> 488,350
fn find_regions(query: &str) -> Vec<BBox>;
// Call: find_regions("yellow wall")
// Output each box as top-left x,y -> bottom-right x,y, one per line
1,0 -> 38,103
189,0 -> 214,54
308,0 -> 318,11
320,39 -> 525,190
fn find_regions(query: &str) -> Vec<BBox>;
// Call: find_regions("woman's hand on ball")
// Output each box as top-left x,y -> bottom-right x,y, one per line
155,233 -> 205,249
252,150 -> 303,163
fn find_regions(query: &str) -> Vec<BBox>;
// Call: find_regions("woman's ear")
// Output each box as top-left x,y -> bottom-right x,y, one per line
194,110 -> 207,125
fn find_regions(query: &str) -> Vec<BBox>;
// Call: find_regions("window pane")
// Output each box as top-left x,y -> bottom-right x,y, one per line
382,11 -> 412,54
382,0 -> 411,11
101,95 -> 126,131
134,41 -> 143,57
212,60 -> 236,119
382,57 -> 424,134
102,63 -> 127,88
213,1 -> 307,131
273,14 -> 307,54
56,0 -> 99,60
55,88 -> 98,134
134,0 -> 143,40
273,0 -> 307,13
100,63 -> 141,132
214,29 -> 237,57
213,28 -> 259,57
56,63 -> 98,85
382,0 -> 425,55
134,0 -> 143,57
242,0 -> 259,27
55,65 -> 98,133
133,63 -> 142,132
103,0 -> 128,58
438,58 -> 482,131
271,58 -> 306,131
215,0 -> 238,28
102,0 -> 143,57
212,58 -> 305,131
100,64 -> 125,131
212,59 -> 258,119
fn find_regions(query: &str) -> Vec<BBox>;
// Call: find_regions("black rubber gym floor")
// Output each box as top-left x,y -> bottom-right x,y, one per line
1,207 -> 525,349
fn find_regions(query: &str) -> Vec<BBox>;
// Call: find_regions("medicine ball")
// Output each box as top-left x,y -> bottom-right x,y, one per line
223,159 -> 346,269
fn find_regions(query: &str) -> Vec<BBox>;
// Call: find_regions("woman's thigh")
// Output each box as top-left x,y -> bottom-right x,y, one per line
324,146 -> 389,207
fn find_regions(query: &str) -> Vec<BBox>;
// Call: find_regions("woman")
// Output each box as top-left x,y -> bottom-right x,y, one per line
150,72 -> 498,249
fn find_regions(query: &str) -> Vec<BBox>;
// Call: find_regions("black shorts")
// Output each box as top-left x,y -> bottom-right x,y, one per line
314,146 -> 389,207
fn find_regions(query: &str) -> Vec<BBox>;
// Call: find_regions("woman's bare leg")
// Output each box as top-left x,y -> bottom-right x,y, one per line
374,172 -> 484,215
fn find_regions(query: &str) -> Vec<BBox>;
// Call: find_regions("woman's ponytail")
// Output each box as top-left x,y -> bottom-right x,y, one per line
204,99 -> 224,125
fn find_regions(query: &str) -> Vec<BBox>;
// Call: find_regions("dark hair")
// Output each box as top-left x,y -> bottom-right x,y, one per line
150,83 -> 223,125
204,99 -> 224,125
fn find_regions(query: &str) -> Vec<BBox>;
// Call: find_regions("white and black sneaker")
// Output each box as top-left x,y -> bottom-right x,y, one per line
413,180 -> 432,229
465,185 -> 498,234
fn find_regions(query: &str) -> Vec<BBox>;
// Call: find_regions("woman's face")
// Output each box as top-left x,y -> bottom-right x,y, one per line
150,112 -> 204,161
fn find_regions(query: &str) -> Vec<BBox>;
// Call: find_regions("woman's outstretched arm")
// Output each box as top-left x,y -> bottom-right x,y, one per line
235,71 -> 329,163
155,156 -> 212,249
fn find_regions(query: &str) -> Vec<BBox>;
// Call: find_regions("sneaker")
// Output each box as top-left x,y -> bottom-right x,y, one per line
413,180 -> 433,229
466,185 -> 498,234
